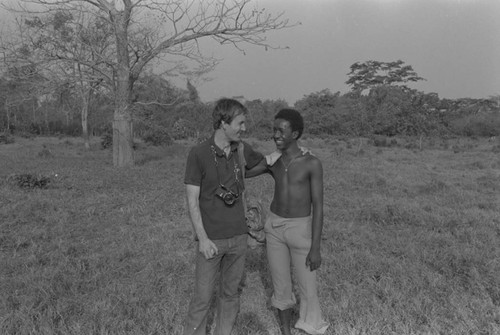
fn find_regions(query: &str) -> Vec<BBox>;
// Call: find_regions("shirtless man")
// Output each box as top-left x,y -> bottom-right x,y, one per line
248,109 -> 329,335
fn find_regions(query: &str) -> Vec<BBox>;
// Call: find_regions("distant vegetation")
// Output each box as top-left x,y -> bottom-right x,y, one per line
293,87 -> 500,139
1,60 -> 499,146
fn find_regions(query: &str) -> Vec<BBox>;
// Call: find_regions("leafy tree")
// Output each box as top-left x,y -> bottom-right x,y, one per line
1,10 -> 113,147
343,61 -> 431,136
132,74 -> 183,138
244,98 -> 288,139
346,60 -> 425,93
132,73 -> 211,141
368,85 -> 412,135
0,61 -> 48,134
365,86 -> 450,136
244,99 -> 265,132
292,86 -> 447,137
5,0 -> 295,166
333,93 -> 372,136
295,89 -> 340,135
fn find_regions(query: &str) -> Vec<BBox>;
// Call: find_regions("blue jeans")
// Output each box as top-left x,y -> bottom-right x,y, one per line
183,234 -> 248,335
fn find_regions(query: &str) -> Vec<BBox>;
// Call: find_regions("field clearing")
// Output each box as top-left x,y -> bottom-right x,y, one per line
1,136 -> 499,335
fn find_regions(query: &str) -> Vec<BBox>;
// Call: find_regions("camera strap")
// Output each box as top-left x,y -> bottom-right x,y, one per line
237,142 -> 248,213
210,145 -> 241,195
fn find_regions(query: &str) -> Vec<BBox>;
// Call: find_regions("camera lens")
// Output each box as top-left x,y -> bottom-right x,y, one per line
224,193 -> 236,206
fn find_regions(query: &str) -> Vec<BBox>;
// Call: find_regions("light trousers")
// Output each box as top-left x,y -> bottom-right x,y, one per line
264,211 -> 329,335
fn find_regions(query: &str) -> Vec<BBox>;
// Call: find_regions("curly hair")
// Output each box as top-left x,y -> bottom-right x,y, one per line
274,108 -> 304,139
212,98 -> 248,130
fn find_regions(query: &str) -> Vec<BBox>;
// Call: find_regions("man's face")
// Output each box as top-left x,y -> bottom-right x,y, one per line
273,118 -> 297,150
223,113 -> 246,142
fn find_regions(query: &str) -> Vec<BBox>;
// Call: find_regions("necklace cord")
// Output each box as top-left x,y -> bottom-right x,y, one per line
280,152 -> 302,172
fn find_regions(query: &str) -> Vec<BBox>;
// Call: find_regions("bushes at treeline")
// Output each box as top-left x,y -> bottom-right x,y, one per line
448,112 -> 500,137
2,77 -> 498,145
292,87 -> 499,138
1,59 -> 497,143
146,86 -> 499,142
2,121 -> 83,137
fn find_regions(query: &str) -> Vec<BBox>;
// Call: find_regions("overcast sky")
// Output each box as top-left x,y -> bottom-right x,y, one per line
194,0 -> 500,104
1,0 -> 498,104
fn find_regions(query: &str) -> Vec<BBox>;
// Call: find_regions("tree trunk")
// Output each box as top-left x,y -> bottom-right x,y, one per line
5,99 -> 9,132
113,114 -> 133,167
44,108 -> 49,135
32,99 -> 36,126
112,70 -> 134,166
112,10 -> 134,167
112,60 -> 134,166
81,100 -> 90,150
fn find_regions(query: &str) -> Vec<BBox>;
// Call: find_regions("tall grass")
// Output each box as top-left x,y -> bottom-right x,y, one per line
1,136 -> 499,335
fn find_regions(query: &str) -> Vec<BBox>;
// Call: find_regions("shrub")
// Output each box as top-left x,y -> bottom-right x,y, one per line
0,133 -> 15,144
7,173 -> 54,189
141,126 -> 173,146
17,131 -> 35,139
100,125 -> 113,149
372,135 -> 389,147
171,118 -> 195,140
450,112 -> 500,137
63,123 -> 82,137
101,132 -> 113,149
38,147 -> 54,158
29,123 -> 42,135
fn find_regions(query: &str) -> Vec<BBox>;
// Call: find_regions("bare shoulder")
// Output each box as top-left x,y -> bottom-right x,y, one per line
300,153 -> 322,172
303,152 -> 322,165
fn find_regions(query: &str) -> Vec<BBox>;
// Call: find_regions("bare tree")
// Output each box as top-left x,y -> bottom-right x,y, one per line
4,0 -> 295,166
0,39 -> 48,134
0,9 -> 113,145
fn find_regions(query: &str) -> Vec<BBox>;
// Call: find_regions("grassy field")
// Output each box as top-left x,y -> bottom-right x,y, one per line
1,135 -> 499,335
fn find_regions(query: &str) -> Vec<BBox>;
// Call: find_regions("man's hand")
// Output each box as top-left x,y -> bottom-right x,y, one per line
299,146 -> 313,156
199,238 -> 219,259
265,147 -> 312,167
265,151 -> 282,166
306,248 -> 321,271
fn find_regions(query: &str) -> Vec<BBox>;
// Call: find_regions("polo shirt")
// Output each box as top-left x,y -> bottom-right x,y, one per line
184,136 -> 264,240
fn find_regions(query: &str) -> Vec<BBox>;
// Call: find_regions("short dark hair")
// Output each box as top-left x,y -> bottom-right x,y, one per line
274,108 -> 304,139
212,98 -> 248,130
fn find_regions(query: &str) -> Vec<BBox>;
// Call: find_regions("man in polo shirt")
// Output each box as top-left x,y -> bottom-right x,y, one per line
183,98 -> 264,335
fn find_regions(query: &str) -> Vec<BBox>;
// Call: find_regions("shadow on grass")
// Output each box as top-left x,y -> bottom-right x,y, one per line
243,245 -> 273,293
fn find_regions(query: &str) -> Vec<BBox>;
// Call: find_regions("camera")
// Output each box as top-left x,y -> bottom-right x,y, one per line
216,185 -> 239,206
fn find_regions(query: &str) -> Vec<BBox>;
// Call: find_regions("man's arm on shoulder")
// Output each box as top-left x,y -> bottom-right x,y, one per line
241,141 -> 268,178
186,184 -> 218,259
245,157 -> 269,178
242,141 -> 263,169
306,157 -> 324,271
